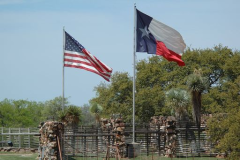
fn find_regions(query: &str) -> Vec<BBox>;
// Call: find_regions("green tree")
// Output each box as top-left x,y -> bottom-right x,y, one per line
80,104 -> 95,125
208,110 -> 240,159
58,105 -> 82,125
91,45 -> 240,124
207,75 -> 240,159
0,99 -> 44,127
91,72 -> 132,121
90,103 -> 103,125
41,96 -> 69,121
0,99 -> 16,127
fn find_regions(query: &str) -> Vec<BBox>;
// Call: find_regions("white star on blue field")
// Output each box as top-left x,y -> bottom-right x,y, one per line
139,26 -> 150,39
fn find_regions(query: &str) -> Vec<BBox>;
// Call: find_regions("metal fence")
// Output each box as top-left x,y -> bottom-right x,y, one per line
0,123 -> 215,159
0,127 -> 39,148
63,123 -> 215,159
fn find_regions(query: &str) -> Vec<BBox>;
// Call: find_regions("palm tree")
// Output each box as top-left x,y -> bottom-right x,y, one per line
187,69 -> 209,156
186,69 -> 209,128
58,105 -> 81,125
166,88 -> 190,121
90,103 -> 103,126
58,105 -> 81,156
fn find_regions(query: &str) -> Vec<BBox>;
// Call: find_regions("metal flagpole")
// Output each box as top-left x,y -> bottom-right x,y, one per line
61,27 -> 66,160
132,4 -> 137,143
62,27 -> 65,111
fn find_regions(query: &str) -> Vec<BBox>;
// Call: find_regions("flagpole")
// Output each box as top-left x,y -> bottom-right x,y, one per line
62,27 -> 65,159
62,27 -> 65,111
132,4 -> 137,143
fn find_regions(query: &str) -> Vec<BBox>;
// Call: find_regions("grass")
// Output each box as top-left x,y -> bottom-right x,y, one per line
69,158 -> 223,160
0,153 -> 225,160
68,156 -> 224,160
0,153 -> 38,160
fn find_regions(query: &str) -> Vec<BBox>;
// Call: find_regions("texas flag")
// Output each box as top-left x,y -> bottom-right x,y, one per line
136,9 -> 186,66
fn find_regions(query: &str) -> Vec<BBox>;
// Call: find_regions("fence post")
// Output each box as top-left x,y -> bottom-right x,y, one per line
146,125 -> 149,156
19,128 -> 21,148
96,127 -> 98,160
185,123 -> 188,143
108,129 -> 110,145
84,128 -> 86,157
8,128 -> 11,146
1,127 -> 3,147
28,128 -> 30,148
158,124 -> 161,156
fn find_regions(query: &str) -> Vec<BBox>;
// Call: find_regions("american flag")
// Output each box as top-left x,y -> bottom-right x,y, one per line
64,31 -> 112,81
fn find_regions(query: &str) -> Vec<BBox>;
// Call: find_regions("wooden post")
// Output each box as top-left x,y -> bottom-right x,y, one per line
158,124 -> 161,156
70,125 -> 75,156
19,128 -> 21,148
116,146 -> 121,160
133,145 -> 135,160
1,127 -> 3,147
28,128 -> 30,148
152,147 -> 153,160
57,135 -> 63,160
96,127 -> 98,160
108,129 -> 110,145
105,146 -> 110,160
84,129 -> 86,157
198,126 -> 200,157
8,128 -> 11,146
146,125 -> 149,156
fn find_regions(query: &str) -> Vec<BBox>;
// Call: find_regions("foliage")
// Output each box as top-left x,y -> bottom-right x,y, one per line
207,75 -> 240,159
203,75 -> 240,114
90,45 -> 240,124
207,110 -> 240,159
187,69 -> 209,127
0,96 -> 84,128
165,88 -> 190,120
91,72 -> 133,121
80,104 -> 95,125
58,105 -> 82,125
0,99 -> 44,127
186,69 -> 209,92
90,103 -> 103,124
41,96 -> 69,121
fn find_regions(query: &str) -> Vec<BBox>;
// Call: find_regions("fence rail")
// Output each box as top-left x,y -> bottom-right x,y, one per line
0,127 -> 39,148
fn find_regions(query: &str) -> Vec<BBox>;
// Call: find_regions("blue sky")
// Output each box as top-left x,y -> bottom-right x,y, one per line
1,0 -> 240,107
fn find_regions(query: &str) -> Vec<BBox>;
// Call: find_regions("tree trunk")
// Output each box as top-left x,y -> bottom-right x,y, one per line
191,91 -> 202,156
191,91 -> 201,128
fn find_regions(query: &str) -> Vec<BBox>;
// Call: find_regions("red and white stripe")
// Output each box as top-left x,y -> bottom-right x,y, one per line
64,50 -> 112,81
